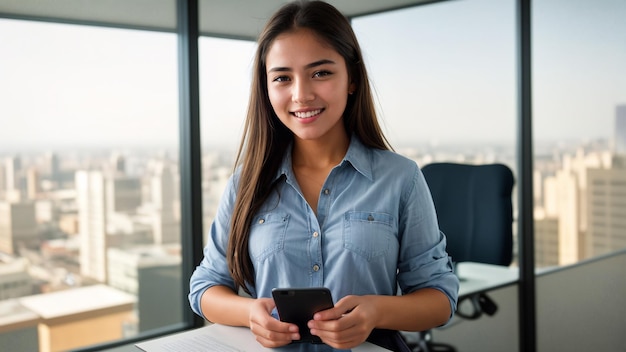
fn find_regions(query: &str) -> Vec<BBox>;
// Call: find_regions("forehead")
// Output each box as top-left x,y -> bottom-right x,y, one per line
266,28 -> 343,67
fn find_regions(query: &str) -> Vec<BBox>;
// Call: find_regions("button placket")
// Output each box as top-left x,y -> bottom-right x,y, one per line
309,227 -> 323,285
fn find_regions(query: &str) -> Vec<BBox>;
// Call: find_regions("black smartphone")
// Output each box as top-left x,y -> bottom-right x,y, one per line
271,287 -> 334,344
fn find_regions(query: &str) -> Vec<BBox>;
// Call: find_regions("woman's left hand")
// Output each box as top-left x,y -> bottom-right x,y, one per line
307,295 -> 378,350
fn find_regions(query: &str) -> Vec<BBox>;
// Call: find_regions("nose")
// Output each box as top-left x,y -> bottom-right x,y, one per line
292,78 -> 314,103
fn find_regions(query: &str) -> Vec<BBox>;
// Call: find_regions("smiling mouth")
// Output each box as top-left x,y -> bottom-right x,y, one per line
293,109 -> 323,119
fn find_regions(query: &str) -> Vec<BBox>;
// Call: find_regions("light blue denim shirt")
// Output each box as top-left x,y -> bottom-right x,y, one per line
189,136 -> 459,351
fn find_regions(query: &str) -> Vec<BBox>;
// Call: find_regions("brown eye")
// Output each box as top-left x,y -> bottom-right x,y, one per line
272,75 -> 290,82
313,70 -> 332,78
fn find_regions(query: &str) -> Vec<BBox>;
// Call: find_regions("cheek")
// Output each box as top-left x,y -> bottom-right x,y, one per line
267,88 -> 284,111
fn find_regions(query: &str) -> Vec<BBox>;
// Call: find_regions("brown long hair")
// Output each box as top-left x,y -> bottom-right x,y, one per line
227,0 -> 393,294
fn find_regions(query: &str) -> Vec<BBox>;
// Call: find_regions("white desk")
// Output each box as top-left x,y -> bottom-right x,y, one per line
136,323 -> 391,351
136,263 -> 515,351
455,262 -> 519,299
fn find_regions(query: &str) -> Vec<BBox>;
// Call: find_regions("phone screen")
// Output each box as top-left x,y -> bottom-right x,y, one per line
271,287 -> 334,344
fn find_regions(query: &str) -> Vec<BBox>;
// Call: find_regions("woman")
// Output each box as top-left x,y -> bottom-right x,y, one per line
189,1 -> 459,351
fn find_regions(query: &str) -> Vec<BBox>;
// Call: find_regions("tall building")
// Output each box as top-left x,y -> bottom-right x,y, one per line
4,156 -> 22,196
107,246 -> 182,332
106,176 -> 142,215
110,153 -> 126,174
0,200 -> 38,255
533,168 -> 561,268
615,104 -> 626,155
75,170 -> 108,283
534,217 -> 559,268
26,168 -> 39,200
586,167 -> 626,257
149,162 -> 179,245
44,152 -> 61,186
554,169 -> 580,265
539,147 -> 612,266
0,162 -> 5,198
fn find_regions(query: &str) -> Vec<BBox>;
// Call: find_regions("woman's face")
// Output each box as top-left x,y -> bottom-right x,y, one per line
265,28 -> 353,142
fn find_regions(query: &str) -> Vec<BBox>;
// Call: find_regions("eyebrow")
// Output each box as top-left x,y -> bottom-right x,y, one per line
268,59 -> 336,73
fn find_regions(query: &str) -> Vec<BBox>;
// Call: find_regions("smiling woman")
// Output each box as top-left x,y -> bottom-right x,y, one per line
188,2 -> 458,351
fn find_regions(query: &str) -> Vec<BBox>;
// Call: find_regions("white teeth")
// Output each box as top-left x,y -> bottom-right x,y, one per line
293,109 -> 322,118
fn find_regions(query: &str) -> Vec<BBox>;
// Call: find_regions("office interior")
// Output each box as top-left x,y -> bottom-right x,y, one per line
0,0 -> 624,351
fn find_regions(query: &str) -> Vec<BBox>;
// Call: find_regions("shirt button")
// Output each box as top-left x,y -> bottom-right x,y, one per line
258,219 -> 265,224
313,264 -> 320,272
323,189 -> 330,195
313,231 -> 319,238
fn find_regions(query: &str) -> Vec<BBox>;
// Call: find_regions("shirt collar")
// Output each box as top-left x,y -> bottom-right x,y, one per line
275,135 -> 374,183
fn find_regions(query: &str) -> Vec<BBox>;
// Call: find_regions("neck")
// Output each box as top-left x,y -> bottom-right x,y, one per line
292,132 -> 350,169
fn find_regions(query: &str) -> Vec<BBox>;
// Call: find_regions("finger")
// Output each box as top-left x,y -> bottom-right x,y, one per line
309,314 -> 356,338
316,295 -> 359,320
311,325 -> 368,351
255,334 -> 293,349
312,329 -> 362,350
313,304 -> 356,321
251,321 -> 300,344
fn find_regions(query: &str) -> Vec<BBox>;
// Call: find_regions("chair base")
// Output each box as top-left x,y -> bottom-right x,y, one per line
406,331 -> 457,352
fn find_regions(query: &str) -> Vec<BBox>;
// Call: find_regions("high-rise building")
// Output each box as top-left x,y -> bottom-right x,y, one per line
75,170 -> 108,283
107,246 -> 182,332
4,156 -> 22,195
110,153 -> 126,174
615,104 -> 626,155
26,168 -> 39,200
0,163 -> 5,198
106,176 -> 142,215
0,200 -> 38,255
149,161 -> 179,245
534,217 -> 559,268
542,148 -> 612,265
586,167 -> 626,257
44,152 -> 61,186
554,169 -> 580,265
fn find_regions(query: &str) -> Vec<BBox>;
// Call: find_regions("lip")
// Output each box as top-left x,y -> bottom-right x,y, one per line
290,108 -> 324,123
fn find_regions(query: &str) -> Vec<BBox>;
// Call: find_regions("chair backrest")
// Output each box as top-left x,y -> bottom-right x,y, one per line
421,162 -> 515,266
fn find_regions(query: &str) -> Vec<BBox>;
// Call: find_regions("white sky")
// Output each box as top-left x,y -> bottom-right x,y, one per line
0,0 -> 624,152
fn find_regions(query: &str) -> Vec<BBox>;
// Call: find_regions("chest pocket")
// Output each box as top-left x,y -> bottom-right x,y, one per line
343,211 -> 395,260
249,213 -> 290,262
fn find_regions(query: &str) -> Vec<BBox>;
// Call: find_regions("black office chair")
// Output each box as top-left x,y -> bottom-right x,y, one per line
410,162 -> 515,352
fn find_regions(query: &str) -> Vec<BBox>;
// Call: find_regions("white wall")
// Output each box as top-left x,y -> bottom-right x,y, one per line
433,250 -> 626,352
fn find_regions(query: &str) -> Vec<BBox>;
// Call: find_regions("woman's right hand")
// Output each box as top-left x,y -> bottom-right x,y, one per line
249,297 -> 300,348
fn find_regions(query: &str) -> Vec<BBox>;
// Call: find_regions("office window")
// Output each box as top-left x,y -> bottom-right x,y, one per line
353,2 -> 519,349
0,18 -> 183,351
352,0 -> 517,254
198,37 -> 255,241
532,0 -> 626,268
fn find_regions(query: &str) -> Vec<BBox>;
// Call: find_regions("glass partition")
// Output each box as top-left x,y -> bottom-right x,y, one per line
198,37 -> 255,244
0,18 -> 182,351
532,0 -> 626,269
352,1 -> 517,258
352,0 -> 518,350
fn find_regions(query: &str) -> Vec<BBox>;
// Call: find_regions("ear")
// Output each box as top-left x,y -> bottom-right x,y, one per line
348,82 -> 356,95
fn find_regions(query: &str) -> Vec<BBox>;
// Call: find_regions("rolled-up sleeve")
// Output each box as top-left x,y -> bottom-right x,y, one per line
188,176 -> 237,318
396,167 -> 459,320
